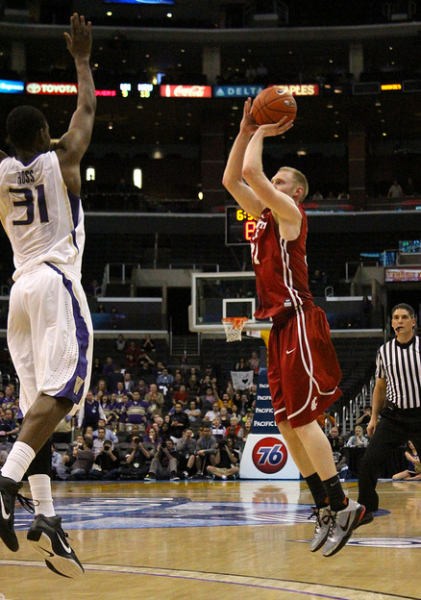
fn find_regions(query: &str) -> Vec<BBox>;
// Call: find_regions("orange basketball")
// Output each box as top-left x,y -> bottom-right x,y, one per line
251,87 -> 297,126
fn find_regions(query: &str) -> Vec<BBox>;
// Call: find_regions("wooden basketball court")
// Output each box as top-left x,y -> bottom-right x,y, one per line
0,478 -> 419,600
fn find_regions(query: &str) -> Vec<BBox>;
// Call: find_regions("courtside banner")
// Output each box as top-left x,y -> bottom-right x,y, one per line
26,82 -> 78,95
240,368 -> 299,479
160,85 -> 212,98
0,79 -> 24,93
214,85 -> 265,98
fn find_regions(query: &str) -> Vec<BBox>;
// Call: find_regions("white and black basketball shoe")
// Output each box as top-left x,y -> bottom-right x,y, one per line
0,474 -> 35,552
27,514 -> 84,578
322,499 -> 365,557
309,505 -> 331,552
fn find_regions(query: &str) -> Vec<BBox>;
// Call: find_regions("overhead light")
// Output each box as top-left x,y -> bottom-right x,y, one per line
297,147 -> 307,156
133,168 -> 142,188
198,191 -> 203,200
167,12 -> 172,18
108,121 -> 113,130
106,11 -> 112,16
86,167 -> 95,181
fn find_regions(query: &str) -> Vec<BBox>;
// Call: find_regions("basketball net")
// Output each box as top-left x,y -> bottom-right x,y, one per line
222,317 -> 248,342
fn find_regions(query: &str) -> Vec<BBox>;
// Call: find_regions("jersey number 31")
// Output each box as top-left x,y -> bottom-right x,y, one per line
10,185 -> 49,226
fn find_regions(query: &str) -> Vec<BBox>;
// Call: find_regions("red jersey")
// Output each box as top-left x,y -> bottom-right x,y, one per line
251,207 -> 313,321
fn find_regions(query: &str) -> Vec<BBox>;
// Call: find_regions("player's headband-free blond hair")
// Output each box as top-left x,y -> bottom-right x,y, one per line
277,167 -> 309,203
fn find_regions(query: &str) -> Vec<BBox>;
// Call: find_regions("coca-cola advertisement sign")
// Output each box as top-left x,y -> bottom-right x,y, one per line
26,82 -> 78,95
160,85 -> 212,98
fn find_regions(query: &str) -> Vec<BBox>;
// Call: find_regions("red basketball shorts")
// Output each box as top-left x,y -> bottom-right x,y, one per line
267,305 -> 342,429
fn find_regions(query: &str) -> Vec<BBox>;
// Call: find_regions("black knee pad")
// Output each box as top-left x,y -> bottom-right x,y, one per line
27,439 -> 52,478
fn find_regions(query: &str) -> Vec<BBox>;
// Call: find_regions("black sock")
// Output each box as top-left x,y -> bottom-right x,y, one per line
323,474 -> 348,512
305,472 -> 329,508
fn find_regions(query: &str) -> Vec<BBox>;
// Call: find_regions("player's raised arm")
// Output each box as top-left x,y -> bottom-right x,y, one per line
222,98 -> 265,221
56,13 -> 96,193
242,118 -> 301,229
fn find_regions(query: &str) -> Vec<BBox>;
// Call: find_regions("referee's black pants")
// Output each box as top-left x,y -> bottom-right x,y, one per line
357,406 -> 421,513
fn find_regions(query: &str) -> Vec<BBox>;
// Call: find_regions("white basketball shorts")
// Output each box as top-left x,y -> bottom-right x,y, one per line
8,262 -> 93,416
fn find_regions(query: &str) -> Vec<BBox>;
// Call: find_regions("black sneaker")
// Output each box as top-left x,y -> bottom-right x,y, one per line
27,514 -> 84,578
0,474 -> 35,552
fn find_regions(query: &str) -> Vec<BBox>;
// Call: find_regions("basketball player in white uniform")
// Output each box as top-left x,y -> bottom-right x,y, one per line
0,14 -> 95,577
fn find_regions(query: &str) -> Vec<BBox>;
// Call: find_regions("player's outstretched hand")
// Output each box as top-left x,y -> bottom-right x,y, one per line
257,116 -> 294,138
239,98 -> 259,136
64,13 -> 92,61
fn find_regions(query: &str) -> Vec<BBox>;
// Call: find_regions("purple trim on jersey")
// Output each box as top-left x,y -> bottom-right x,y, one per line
67,190 -> 80,253
45,262 -> 90,405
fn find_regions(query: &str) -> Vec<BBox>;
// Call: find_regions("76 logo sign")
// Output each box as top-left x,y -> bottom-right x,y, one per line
252,437 -> 288,474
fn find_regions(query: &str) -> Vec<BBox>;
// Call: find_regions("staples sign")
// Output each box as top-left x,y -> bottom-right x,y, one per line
26,82 -> 78,95
160,85 -> 212,98
270,84 -> 319,96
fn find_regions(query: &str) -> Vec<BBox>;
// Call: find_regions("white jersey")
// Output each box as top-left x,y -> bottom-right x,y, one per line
0,151 -> 85,279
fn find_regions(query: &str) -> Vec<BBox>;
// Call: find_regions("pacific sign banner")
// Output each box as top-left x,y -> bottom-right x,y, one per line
239,368 -> 300,479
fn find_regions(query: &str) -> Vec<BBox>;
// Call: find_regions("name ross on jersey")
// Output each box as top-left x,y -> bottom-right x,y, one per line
17,170 -> 35,184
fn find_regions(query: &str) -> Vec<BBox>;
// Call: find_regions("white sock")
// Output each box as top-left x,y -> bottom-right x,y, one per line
28,474 -> 55,517
1,441 -> 36,483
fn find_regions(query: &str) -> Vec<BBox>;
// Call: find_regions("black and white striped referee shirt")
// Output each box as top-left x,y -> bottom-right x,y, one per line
376,336 -> 421,409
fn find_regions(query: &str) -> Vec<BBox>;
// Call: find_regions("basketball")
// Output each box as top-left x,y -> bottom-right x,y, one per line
252,87 -> 297,126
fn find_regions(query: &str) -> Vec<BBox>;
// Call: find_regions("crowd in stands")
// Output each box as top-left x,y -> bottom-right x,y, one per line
0,332 -> 414,483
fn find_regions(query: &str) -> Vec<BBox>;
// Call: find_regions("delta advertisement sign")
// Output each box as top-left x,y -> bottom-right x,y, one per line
214,84 -> 319,97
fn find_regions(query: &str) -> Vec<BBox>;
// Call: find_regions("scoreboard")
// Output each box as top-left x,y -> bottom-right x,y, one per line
225,206 -> 257,246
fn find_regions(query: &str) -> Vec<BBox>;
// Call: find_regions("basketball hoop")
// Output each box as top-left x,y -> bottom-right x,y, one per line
222,317 -> 248,342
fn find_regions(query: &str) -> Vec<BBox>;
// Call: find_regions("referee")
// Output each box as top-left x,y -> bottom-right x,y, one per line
357,303 -> 421,525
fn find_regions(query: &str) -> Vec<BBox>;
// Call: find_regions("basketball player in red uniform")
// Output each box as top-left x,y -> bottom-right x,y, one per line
223,98 -> 365,557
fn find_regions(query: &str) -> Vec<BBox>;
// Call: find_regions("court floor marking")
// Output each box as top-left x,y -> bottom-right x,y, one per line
0,560 -> 416,600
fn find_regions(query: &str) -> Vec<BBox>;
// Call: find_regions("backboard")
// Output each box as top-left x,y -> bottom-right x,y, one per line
189,271 -> 271,333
